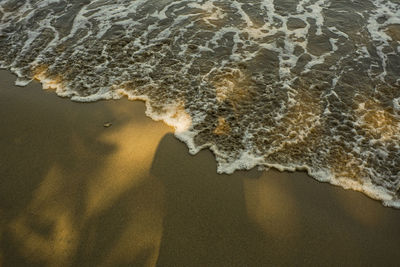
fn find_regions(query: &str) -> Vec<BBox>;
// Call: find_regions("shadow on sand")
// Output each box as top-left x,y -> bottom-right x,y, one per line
151,133 -> 400,267
151,134 -> 269,266
1,70 -> 400,267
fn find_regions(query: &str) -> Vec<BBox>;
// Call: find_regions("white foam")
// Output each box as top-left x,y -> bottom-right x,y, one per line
366,0 -> 400,80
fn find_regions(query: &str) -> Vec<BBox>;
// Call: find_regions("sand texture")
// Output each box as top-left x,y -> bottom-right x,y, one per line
1,70 -> 400,267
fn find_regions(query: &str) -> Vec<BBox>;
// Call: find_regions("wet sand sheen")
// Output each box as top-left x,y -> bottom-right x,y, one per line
0,70 -> 399,266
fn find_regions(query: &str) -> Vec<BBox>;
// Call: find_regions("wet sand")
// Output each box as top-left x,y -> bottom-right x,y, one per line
0,69 -> 399,267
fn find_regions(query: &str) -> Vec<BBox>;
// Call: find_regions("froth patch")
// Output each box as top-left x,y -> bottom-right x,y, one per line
356,100 -> 400,141
188,1 -> 226,27
114,89 -> 192,134
211,68 -> 254,110
32,65 -> 66,94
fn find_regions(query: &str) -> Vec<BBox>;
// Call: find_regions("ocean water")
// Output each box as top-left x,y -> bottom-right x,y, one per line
0,0 -> 399,207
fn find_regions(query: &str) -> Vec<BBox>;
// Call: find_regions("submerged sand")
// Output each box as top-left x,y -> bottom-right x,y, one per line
0,70 -> 399,266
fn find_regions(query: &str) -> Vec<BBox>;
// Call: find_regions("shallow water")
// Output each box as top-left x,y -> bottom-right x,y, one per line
0,0 -> 399,207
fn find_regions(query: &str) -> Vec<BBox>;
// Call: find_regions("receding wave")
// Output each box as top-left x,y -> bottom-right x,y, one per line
1,0 -> 399,207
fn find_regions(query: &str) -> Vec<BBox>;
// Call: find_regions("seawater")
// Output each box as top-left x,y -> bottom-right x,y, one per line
0,0 -> 399,207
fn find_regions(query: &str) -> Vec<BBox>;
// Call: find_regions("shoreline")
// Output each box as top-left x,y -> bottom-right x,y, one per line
1,69 -> 400,266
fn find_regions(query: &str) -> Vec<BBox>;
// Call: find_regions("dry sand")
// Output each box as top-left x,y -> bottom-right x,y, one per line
0,70 -> 400,267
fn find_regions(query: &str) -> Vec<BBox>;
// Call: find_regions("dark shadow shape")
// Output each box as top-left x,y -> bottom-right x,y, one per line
151,134 -> 400,267
151,134 -> 271,267
0,71 -> 154,266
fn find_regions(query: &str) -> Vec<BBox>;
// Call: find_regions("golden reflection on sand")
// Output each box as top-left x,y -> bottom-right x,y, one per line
86,120 -> 170,217
243,173 -> 299,241
9,165 -> 78,266
6,99 -> 173,266
100,176 -> 165,267
82,110 -> 172,266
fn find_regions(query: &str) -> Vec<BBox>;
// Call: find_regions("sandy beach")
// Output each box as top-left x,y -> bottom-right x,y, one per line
1,69 -> 400,266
